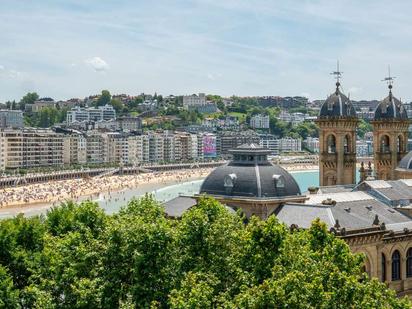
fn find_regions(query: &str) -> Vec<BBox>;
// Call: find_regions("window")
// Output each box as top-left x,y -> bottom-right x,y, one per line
380,135 -> 390,153
407,248 -> 412,278
344,135 -> 350,154
327,135 -> 336,154
273,175 -> 285,188
397,135 -> 404,153
392,250 -> 401,281
382,253 -> 386,282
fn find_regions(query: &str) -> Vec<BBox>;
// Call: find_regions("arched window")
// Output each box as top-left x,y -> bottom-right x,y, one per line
327,135 -> 336,154
407,248 -> 412,278
380,135 -> 390,153
344,135 -> 351,154
392,250 -> 401,281
382,253 -> 386,282
397,135 -> 404,153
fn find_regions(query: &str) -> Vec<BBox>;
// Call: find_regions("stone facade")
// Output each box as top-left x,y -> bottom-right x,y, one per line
371,119 -> 409,180
317,118 -> 358,186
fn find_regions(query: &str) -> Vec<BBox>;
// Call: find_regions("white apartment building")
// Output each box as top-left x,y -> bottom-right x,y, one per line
63,134 -> 87,165
0,128 -> 64,171
250,114 -> 270,129
258,134 -> 302,154
66,105 -> 116,124
85,132 -> 105,164
183,93 -> 206,109
304,137 -> 320,153
148,133 -> 164,163
279,137 -> 302,153
0,110 -> 24,128
102,133 -> 129,165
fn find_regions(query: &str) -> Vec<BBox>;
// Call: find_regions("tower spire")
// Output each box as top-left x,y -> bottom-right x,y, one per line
382,65 -> 395,99
331,60 -> 343,93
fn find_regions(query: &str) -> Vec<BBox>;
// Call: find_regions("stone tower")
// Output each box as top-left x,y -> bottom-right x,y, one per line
316,78 -> 358,186
371,82 -> 409,180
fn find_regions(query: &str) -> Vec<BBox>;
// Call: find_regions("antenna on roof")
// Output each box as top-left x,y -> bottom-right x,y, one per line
330,60 -> 342,93
382,65 -> 395,90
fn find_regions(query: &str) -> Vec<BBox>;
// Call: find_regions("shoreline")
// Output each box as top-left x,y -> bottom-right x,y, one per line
0,164 -> 320,214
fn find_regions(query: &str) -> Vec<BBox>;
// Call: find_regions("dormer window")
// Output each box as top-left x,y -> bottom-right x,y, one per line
224,173 -> 237,195
328,101 -> 334,111
273,174 -> 285,188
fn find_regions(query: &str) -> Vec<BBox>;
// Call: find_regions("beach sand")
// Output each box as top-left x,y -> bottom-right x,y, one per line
0,163 -> 319,213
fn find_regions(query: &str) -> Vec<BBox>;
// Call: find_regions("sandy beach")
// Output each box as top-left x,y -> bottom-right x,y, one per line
0,168 -> 213,209
0,163 -> 319,211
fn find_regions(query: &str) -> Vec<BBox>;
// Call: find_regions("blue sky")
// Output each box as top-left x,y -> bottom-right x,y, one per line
0,0 -> 411,102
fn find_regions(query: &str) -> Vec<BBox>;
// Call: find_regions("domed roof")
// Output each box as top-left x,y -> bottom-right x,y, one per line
200,144 -> 301,198
319,82 -> 357,119
374,86 -> 408,121
397,151 -> 412,170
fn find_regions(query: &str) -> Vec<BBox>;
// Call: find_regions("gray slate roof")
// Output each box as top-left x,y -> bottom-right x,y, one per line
356,179 -> 412,205
277,191 -> 411,230
163,196 -> 197,217
374,92 -> 408,120
319,86 -> 357,119
200,163 -> 301,198
398,151 -> 412,170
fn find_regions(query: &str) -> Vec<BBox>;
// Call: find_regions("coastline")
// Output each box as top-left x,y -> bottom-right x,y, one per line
0,164 -> 320,216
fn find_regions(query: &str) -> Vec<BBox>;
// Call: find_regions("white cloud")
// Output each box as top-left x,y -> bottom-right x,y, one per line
0,65 -> 4,71
84,56 -> 109,72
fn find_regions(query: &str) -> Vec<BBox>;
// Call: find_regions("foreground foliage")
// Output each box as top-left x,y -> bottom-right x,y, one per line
0,196 -> 409,308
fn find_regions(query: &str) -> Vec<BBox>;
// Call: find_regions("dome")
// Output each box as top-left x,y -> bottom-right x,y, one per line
200,144 -> 301,198
397,151 -> 412,170
374,88 -> 408,121
319,83 -> 357,119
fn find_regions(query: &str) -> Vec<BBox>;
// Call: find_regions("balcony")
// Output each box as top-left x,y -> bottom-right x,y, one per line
375,152 -> 392,161
321,152 -> 337,163
344,153 -> 356,163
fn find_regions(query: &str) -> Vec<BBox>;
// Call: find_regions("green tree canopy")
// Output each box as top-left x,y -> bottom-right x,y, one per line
0,197 -> 409,308
19,92 -> 39,110
96,90 -> 111,107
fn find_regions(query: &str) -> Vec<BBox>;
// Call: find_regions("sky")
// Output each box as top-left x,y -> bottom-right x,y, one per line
0,0 -> 412,102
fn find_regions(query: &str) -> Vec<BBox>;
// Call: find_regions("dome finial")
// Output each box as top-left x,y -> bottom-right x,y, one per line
330,60 -> 342,94
382,65 -> 395,100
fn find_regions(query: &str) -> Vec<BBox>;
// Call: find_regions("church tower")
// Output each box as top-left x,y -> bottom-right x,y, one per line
371,73 -> 409,180
316,66 -> 358,186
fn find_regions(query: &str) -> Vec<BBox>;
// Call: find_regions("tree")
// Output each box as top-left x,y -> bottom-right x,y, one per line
358,119 -> 372,138
19,92 -> 39,110
0,266 -> 19,308
0,197 -> 409,308
110,99 -> 124,113
96,90 -> 111,107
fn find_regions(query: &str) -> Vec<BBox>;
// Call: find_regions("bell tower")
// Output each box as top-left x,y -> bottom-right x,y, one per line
315,64 -> 359,186
371,70 -> 409,180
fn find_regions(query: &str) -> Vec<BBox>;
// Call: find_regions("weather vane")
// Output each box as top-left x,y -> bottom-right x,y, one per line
382,65 -> 395,90
330,60 -> 343,84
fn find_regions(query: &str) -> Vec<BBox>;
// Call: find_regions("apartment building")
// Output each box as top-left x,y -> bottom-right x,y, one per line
0,110 -> 24,128
183,93 -> 206,109
0,128 -> 64,171
303,137 -> 320,153
102,132 -> 129,164
63,133 -> 87,165
66,105 -> 116,124
217,131 -> 260,156
250,114 -> 270,129
258,134 -> 302,154
85,131 -> 105,164
148,133 -> 164,163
